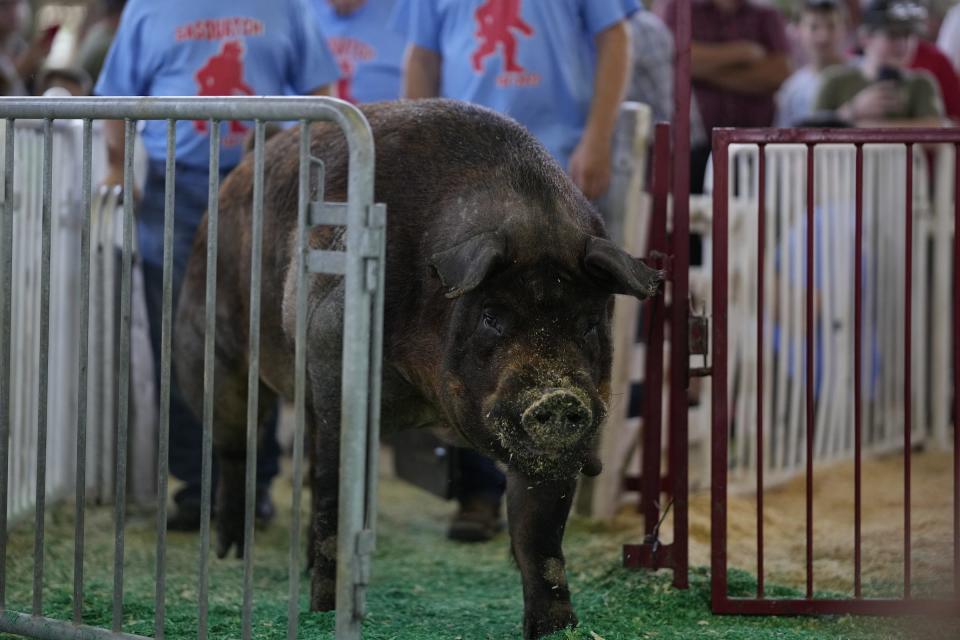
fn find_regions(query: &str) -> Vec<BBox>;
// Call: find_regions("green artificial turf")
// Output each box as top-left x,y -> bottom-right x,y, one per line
1,478 -> 956,639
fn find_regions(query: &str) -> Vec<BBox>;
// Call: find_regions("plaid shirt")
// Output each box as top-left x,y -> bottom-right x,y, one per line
660,0 -> 789,133
627,9 -> 706,147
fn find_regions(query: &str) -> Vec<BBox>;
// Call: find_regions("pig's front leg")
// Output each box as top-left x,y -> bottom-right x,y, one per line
506,470 -> 578,640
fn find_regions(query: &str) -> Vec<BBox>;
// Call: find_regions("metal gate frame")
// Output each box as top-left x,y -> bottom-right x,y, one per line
0,96 -> 386,640
711,126 -> 960,616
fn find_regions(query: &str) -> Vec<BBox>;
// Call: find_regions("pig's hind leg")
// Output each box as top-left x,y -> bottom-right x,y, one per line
305,286 -> 346,612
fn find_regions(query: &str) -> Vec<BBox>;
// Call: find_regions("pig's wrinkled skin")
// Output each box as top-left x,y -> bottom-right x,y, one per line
174,99 -> 663,639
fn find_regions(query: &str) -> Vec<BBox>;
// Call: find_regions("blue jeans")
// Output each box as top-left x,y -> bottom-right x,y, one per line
456,448 -> 506,504
138,159 -> 280,506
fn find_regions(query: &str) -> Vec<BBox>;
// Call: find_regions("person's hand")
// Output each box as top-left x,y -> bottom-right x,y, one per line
568,134 -> 612,200
15,26 -> 57,80
327,0 -> 366,15
839,82 -> 905,123
729,40 -> 766,65
100,166 -> 140,203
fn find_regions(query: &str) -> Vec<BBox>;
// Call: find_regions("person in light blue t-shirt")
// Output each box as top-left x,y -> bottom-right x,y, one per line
95,0 -> 339,533
400,0 -> 637,199
312,0 -> 405,103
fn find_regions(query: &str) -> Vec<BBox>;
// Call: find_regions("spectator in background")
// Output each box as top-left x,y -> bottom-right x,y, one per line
312,0 -> 405,103
935,0 -> 960,73
400,0 -> 637,542
37,66 -> 92,96
402,0 -> 636,201
95,0 -> 339,531
907,0 -> 960,122
75,0 -> 126,86
0,0 -> 54,95
815,0 -> 945,127
657,0 -> 790,192
626,5 -> 707,148
776,0 -> 848,127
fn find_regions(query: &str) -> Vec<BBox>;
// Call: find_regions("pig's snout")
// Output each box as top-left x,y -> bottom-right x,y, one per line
520,389 -> 593,448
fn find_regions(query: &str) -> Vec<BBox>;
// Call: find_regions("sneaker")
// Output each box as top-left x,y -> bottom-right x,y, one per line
447,495 -> 504,543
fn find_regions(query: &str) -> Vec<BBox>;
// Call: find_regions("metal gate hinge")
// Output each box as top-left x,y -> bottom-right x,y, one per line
353,529 -> 376,620
688,298 -> 711,377
362,203 -> 386,292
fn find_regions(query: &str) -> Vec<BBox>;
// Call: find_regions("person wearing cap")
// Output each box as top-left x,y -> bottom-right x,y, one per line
814,0 -> 945,127
775,0 -> 849,127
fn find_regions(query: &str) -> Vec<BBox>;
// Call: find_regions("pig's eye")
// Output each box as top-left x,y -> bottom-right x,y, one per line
583,315 -> 602,338
482,311 -> 504,336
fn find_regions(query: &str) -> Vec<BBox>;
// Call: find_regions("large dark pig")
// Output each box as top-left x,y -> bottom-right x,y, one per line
174,99 -> 662,638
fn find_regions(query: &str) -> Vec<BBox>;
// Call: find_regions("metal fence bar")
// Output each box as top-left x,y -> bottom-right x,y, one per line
0,118 -> 14,609
335,110 -> 377,640
0,610 -> 152,640
113,117 -> 136,633
198,120 -> 221,640
854,142 -> 864,599
241,120 -> 266,639
73,118 -> 93,625
955,142 -> 960,599
154,118 -> 177,640
288,121 -> 311,640
670,0 -> 691,586
756,143 -> 766,599
32,118 -> 53,617
711,132 -> 730,608
805,143 -> 815,600
904,143 -> 913,599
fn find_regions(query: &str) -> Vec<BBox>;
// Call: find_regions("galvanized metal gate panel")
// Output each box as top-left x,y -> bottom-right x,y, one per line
0,97 -> 385,640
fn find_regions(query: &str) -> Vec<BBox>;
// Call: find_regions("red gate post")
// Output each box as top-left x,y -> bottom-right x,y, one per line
623,123 -> 671,572
710,128 -> 730,613
669,0 -> 692,590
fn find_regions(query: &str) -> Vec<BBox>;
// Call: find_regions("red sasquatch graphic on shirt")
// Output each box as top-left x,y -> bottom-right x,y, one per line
471,0 -> 533,74
328,37 -> 376,104
194,40 -> 254,137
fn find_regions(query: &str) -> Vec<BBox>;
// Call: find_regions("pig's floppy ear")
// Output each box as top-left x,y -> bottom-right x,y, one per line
583,236 -> 665,300
429,231 -> 507,299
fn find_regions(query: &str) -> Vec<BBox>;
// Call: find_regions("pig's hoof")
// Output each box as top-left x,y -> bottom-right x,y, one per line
523,602 -> 577,639
215,516 -> 245,559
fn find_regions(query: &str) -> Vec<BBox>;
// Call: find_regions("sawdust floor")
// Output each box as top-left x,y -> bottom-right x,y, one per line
0,451 -> 957,639
669,450 -> 957,598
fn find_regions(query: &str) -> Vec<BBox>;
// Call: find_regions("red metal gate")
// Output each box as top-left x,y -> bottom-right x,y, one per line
711,127 -> 960,615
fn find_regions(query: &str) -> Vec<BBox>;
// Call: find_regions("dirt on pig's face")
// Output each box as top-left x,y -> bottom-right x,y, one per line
439,262 -> 614,479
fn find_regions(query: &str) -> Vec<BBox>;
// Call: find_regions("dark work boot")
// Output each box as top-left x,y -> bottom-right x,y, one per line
447,494 -> 504,543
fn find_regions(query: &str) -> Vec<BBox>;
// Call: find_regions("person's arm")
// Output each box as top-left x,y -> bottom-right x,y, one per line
102,119 -> 137,198
690,40 -> 765,79
403,44 -> 441,99
568,20 -> 630,200
854,116 -> 947,128
702,53 -> 790,95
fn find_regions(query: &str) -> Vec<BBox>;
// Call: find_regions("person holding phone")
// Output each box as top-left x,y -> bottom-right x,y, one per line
814,0 -> 945,127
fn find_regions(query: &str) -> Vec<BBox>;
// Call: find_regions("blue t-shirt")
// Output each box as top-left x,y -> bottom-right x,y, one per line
312,0 -> 405,103
401,0 -> 637,168
95,0 -> 340,169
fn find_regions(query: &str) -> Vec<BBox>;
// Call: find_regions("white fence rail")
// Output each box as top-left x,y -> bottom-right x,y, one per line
1,119 -> 154,522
